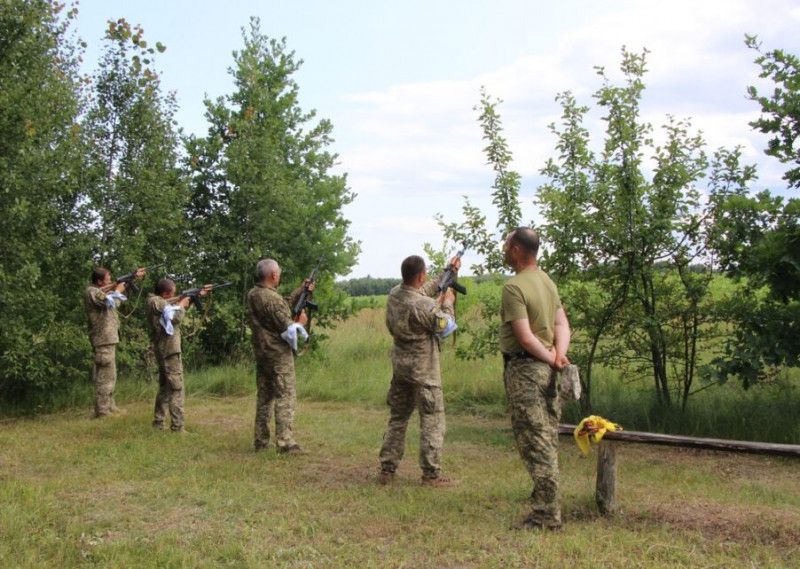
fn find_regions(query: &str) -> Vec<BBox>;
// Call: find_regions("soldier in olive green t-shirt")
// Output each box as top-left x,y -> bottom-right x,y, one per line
500,227 -> 571,531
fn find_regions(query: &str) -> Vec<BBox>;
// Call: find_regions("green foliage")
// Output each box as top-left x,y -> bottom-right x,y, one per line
184,18 -> 360,359
535,47 -> 752,410
0,9 -> 361,406
0,0 -> 88,401
432,87 -> 522,276
440,47 -> 763,411
704,37 -> 800,386
746,34 -> 800,189
335,276 -> 400,297
80,18 -> 187,270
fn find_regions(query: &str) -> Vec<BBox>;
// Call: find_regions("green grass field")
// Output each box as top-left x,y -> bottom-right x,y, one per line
1,397 -> 798,568
1,308 -> 799,567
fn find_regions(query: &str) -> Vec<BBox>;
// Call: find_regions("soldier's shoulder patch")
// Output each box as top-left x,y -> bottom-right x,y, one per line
436,316 -> 447,331
95,291 -> 106,301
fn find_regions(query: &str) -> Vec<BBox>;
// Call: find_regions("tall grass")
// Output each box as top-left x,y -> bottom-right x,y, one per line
5,305 -> 799,444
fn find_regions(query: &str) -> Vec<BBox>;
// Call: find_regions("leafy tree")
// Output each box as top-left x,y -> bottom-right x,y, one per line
705,36 -> 800,386
80,19 -> 186,271
441,48 -> 748,411
746,35 -> 800,190
539,48 -> 747,410
0,0 -> 88,402
432,87 -> 522,276
428,88 -> 523,361
78,19 -> 188,374
185,18 -> 359,361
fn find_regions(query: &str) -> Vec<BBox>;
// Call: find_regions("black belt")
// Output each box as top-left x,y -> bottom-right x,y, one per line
502,351 -> 536,362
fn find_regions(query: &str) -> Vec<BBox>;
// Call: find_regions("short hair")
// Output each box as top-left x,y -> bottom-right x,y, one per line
155,278 -> 175,296
401,255 -> 426,284
509,227 -> 540,257
256,258 -> 280,280
92,267 -> 110,284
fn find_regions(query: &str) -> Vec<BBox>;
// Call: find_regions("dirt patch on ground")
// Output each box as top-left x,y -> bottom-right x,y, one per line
619,500 -> 800,553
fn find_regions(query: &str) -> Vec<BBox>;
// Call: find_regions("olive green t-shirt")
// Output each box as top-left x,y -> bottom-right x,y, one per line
499,268 -> 561,354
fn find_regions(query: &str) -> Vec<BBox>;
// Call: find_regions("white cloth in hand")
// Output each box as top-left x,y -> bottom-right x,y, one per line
159,304 -> 182,336
105,292 -> 127,308
280,322 -> 309,351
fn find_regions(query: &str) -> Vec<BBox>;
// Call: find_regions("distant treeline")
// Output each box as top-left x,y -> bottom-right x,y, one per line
335,277 -> 400,297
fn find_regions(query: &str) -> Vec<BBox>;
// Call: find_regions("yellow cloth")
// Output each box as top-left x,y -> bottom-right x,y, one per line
573,415 -> 622,455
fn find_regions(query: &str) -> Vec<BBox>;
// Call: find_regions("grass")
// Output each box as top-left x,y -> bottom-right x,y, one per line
1,396 -> 798,568
2,306 -> 800,566
2,308 -> 800,567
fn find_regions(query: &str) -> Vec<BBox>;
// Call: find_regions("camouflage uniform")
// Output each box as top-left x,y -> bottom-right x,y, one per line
379,274 -> 454,480
501,268 -> 563,528
84,285 -> 124,417
145,294 -> 186,431
247,283 -> 302,452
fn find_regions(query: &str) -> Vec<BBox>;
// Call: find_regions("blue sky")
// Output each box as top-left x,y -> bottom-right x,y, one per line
73,0 -> 800,277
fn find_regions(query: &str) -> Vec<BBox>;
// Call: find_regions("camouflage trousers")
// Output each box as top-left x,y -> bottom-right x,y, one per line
92,344 -> 118,417
379,376 -> 446,479
503,358 -> 562,527
153,353 -> 185,431
254,352 -> 297,451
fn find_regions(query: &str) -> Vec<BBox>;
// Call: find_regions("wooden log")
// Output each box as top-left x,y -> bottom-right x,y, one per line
558,424 -> 800,457
595,440 -> 617,516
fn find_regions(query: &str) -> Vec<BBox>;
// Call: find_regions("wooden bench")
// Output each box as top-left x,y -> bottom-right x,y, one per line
558,424 -> 800,515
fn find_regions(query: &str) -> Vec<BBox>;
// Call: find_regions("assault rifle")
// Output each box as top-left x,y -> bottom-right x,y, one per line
292,257 -> 322,321
116,263 -> 164,294
179,282 -> 231,311
436,248 -> 467,302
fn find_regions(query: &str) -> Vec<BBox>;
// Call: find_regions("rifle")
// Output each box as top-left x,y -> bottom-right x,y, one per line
116,263 -> 165,294
292,257 -> 322,321
436,248 -> 467,303
179,282 -> 231,311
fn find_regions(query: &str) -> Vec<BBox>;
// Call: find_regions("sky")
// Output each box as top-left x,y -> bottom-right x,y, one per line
72,0 -> 800,278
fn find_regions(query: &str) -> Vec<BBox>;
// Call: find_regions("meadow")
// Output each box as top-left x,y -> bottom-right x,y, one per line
1,307 -> 799,567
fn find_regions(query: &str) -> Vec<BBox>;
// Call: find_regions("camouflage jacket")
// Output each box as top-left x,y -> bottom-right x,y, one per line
145,294 -> 185,358
247,284 -> 302,360
385,273 -> 454,387
84,285 -> 123,348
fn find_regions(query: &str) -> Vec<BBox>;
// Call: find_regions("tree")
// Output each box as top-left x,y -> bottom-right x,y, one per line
184,18 -> 359,361
433,87 -> 522,276
746,35 -> 800,190
80,19 -> 186,272
441,48 -> 748,411
77,18 -> 188,374
0,0 -> 89,402
704,36 -> 800,387
429,88 -> 523,361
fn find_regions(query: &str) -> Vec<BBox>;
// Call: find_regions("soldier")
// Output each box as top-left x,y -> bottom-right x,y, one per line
145,278 -> 210,432
378,254 -> 460,487
247,259 -> 314,454
500,227 -> 571,531
84,266 -> 145,418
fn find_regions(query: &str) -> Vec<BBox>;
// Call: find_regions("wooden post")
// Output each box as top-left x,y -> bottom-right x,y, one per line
595,440 -> 617,516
